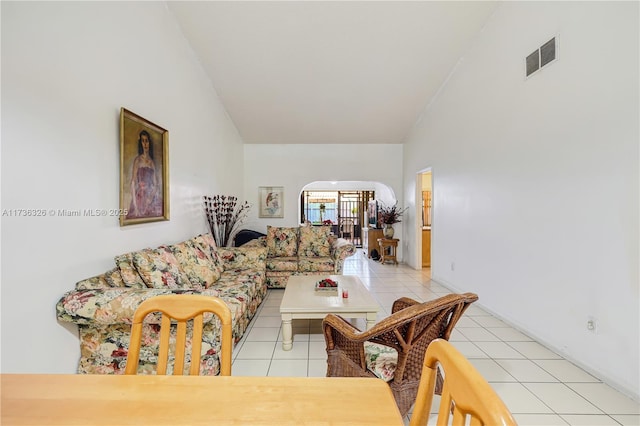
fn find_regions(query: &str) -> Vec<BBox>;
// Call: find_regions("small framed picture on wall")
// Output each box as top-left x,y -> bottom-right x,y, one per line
259,186 -> 284,218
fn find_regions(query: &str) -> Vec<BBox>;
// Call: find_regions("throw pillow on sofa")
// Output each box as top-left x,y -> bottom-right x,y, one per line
298,225 -> 332,257
114,252 -> 149,289
104,267 -> 125,287
266,226 -> 299,257
191,234 -> 225,276
132,246 -> 192,289
169,240 -> 220,290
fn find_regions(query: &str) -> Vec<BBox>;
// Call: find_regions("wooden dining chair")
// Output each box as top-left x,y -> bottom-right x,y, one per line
125,294 -> 233,376
409,338 -> 518,426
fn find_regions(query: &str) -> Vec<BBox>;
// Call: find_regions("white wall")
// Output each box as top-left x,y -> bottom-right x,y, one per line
403,2 -> 639,398
242,144 -> 404,241
1,2 -> 245,373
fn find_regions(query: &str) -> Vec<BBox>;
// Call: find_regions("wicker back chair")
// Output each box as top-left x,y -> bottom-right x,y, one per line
322,292 -> 478,417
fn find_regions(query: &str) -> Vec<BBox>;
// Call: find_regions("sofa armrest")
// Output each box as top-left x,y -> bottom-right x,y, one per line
217,246 -> 267,271
56,288 -> 205,326
332,238 -> 356,261
331,238 -> 356,273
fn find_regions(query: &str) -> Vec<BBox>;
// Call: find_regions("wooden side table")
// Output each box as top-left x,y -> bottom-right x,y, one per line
377,238 -> 399,265
363,228 -> 384,258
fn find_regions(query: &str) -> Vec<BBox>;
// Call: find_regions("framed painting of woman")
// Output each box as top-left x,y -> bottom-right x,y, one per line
119,108 -> 169,226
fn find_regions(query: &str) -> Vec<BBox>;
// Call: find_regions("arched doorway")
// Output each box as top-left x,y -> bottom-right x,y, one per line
300,181 -> 398,249
300,189 -> 374,246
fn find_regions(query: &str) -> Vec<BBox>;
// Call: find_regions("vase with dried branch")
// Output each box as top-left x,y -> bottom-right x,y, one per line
203,195 -> 251,247
378,201 -> 408,239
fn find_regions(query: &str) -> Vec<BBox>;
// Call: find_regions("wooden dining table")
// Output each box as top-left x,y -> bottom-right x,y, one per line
1,373 -> 404,425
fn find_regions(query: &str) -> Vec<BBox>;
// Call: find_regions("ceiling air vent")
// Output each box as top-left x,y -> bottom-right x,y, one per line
526,37 -> 557,78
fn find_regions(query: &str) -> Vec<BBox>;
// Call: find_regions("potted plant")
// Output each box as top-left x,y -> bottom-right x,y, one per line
378,202 -> 407,239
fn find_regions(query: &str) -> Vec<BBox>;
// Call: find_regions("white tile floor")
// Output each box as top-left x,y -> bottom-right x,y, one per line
231,251 -> 640,425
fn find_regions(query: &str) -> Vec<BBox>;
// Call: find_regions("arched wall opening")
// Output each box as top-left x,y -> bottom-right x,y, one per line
299,181 -> 402,259
301,181 -> 397,210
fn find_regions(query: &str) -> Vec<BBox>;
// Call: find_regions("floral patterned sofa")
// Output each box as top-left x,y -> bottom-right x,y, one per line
241,225 -> 355,288
56,233 -> 267,375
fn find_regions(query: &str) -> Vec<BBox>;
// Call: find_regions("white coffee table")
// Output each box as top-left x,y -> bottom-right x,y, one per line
279,275 -> 379,350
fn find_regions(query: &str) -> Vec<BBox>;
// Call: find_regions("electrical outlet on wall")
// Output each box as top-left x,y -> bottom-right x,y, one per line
587,316 -> 598,333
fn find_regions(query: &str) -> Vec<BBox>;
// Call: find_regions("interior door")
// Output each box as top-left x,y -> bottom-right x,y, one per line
421,172 -> 432,268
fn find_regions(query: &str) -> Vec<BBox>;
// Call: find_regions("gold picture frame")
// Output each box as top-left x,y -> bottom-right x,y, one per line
119,108 -> 169,226
259,186 -> 284,218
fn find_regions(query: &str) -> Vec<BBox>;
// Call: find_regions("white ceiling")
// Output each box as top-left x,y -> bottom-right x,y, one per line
168,1 -> 498,144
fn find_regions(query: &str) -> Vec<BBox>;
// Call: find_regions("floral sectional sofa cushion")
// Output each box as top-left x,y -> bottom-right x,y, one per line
241,225 -> 355,289
56,233 -> 267,375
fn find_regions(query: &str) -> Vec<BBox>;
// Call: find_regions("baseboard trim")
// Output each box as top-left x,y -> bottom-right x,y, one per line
431,275 -> 640,402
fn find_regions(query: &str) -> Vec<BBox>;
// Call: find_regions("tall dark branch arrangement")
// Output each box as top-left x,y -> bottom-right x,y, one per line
203,195 -> 251,247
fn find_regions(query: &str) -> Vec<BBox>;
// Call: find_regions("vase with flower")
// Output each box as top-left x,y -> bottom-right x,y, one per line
378,202 -> 407,239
